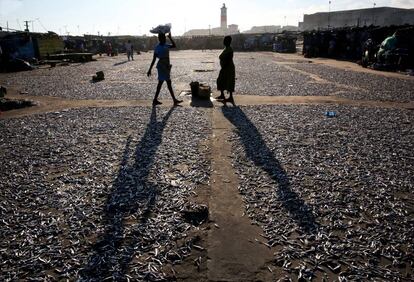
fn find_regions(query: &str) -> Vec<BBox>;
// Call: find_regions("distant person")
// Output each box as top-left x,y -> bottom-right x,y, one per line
216,36 -> 235,104
147,33 -> 182,106
0,44 -> 3,67
125,40 -> 134,61
80,42 -> 85,52
377,31 -> 399,64
328,37 -> 336,57
106,42 -> 112,56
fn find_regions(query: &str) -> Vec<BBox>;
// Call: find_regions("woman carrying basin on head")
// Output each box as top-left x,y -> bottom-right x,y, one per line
216,35 -> 235,104
147,33 -> 182,106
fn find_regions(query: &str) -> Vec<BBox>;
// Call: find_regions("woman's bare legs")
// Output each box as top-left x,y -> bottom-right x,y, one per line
216,90 -> 225,100
166,80 -> 182,105
153,80 -> 182,106
225,91 -> 234,104
153,80 -> 164,105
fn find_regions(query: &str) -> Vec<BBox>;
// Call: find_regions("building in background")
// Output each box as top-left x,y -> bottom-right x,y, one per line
242,25 -> 299,34
183,29 -> 211,37
183,3 -> 239,37
228,24 -> 239,34
243,26 -> 282,34
221,3 -> 227,30
303,7 -> 414,31
0,31 -> 63,60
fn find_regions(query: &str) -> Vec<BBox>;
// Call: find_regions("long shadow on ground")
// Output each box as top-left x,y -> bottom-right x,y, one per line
222,106 -> 319,234
80,106 -> 175,281
114,60 -> 129,66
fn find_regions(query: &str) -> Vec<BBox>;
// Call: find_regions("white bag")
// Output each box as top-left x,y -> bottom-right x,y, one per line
150,23 -> 172,34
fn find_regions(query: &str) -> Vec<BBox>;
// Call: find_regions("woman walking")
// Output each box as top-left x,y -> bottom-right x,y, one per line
147,33 -> 182,106
216,36 -> 235,104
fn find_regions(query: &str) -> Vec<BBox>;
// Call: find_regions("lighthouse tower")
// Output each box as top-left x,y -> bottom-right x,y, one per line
221,3 -> 227,30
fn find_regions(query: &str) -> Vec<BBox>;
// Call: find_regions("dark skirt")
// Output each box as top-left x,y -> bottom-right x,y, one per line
217,64 -> 235,92
157,63 -> 171,81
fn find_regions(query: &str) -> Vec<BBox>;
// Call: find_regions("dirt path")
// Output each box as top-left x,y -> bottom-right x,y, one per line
233,95 -> 414,109
2,91 -> 412,120
207,108 -> 273,281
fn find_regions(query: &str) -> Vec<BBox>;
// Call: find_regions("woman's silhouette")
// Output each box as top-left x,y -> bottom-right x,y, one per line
147,33 -> 182,106
216,36 -> 235,104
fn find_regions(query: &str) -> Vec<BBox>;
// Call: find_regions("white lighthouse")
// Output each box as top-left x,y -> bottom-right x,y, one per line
221,3 -> 227,30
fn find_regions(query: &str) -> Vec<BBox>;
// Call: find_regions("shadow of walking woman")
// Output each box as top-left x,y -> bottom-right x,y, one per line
80,106 -> 175,281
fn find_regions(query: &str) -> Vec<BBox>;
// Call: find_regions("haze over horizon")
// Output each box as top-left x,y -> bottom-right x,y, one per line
1,0 -> 413,36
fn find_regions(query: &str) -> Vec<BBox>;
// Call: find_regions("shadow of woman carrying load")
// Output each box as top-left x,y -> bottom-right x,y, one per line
80,106 -> 175,281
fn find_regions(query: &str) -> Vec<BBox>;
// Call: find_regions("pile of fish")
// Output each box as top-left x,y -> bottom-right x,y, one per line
1,50 -> 413,281
291,63 -> 414,102
223,105 -> 413,281
3,51 -> 412,102
235,54 -> 347,97
1,56 -> 157,100
0,106 -> 211,281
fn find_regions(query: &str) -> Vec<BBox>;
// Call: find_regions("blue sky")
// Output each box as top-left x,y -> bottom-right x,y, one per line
1,0 -> 413,35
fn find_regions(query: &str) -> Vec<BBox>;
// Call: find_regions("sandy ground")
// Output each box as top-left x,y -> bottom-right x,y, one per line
2,91 -> 413,120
